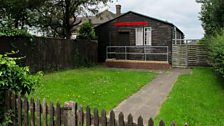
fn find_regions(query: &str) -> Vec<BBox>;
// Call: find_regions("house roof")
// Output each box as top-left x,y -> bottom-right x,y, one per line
77,10 -> 117,27
95,11 -> 184,35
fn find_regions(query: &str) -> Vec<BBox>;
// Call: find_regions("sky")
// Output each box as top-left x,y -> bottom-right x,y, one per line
102,0 -> 204,39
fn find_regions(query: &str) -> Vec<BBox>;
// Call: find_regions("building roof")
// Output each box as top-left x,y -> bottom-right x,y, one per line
77,10 -> 117,27
95,11 -> 184,35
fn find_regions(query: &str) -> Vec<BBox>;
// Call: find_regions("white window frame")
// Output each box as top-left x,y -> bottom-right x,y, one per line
135,27 -> 152,46
144,27 -> 152,46
135,28 -> 144,46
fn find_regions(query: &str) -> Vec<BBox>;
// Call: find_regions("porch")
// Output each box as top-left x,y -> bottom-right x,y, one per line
105,46 -> 171,70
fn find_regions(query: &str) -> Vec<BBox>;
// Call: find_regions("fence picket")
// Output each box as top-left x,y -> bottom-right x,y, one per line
86,106 -> 91,126
159,120 -> 165,126
30,97 -> 35,126
110,110 -> 115,126
49,102 -> 54,126
36,98 -> 41,126
138,116 -> 143,126
101,110 -> 107,126
171,122 -> 176,126
94,108 -> 99,126
78,106 -> 84,126
6,91 -> 11,111
6,91 -> 190,126
118,112 -> 124,126
148,118 -> 154,126
128,114 -> 133,126
43,98 -> 48,126
23,96 -> 29,126
56,102 -> 61,126
11,92 -> 16,125
17,95 -> 22,126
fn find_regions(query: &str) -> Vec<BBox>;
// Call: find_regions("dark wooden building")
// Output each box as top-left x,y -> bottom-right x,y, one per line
95,11 -> 184,65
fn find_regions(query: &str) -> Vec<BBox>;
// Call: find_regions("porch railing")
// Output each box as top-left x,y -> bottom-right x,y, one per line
106,46 -> 169,62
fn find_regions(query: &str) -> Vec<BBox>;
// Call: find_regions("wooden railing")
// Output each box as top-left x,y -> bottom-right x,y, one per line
4,91 -> 188,126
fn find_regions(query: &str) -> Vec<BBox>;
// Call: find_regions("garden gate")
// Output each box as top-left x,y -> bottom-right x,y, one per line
172,39 -> 208,67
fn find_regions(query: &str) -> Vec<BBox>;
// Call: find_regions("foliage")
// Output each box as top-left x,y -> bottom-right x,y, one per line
0,51 -> 42,122
77,21 -> 96,40
199,0 -> 224,36
0,27 -> 32,37
31,67 -> 157,111
207,30 -> 224,77
0,110 -> 14,126
0,52 -> 42,94
32,0 -> 110,39
156,68 -> 224,126
0,0 -> 45,28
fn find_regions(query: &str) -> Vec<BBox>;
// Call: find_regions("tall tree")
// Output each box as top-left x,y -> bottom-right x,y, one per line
34,0 -> 110,39
199,0 -> 224,36
0,0 -> 45,28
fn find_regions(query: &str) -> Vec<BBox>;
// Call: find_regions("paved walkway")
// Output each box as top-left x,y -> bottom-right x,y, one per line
113,68 -> 192,124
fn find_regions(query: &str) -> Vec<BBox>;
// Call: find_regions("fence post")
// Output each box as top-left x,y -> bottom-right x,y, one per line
106,46 -> 108,59
24,96 -> 29,126
144,46 -> 146,61
167,46 -> 169,62
125,46 -> 127,60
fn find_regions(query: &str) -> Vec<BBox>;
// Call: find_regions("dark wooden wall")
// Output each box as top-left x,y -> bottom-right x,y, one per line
95,12 -> 184,63
0,37 -> 98,72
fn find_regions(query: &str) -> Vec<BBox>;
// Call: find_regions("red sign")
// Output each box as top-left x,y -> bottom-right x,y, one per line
114,21 -> 148,27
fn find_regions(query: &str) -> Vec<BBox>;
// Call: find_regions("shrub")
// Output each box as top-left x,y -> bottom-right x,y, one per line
77,20 -> 96,40
0,51 -> 42,121
207,29 -> 224,78
0,27 -> 32,37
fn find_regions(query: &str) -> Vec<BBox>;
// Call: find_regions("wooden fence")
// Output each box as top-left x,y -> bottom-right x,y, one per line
4,91 -> 188,126
172,44 -> 208,67
0,37 -> 98,72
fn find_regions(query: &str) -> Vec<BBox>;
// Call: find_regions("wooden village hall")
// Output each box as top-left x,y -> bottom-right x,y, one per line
95,5 -> 186,69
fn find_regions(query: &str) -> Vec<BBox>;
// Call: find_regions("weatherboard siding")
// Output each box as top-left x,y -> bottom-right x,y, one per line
95,12 -> 183,63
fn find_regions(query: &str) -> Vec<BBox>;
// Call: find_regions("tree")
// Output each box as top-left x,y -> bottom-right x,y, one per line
199,0 -> 224,36
34,0 -> 110,39
0,0 -> 45,29
77,20 -> 96,40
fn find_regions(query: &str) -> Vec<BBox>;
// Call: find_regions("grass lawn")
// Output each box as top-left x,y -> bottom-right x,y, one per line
155,68 -> 224,126
31,67 -> 157,111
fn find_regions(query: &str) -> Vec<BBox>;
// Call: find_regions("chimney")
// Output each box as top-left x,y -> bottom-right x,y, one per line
116,4 -> 121,16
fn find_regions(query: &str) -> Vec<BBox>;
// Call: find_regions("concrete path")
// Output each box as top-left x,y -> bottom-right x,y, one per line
113,68 -> 192,124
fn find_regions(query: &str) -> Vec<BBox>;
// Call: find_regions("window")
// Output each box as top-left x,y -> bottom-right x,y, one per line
135,28 -> 144,45
135,27 -> 152,46
144,27 -> 152,45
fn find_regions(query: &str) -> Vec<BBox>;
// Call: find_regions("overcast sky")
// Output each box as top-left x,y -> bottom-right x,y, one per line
102,0 -> 204,39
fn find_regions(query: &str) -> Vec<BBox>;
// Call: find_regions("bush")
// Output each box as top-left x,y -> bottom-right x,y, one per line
0,27 -> 32,37
0,51 -> 42,121
207,29 -> 224,78
77,20 -> 96,40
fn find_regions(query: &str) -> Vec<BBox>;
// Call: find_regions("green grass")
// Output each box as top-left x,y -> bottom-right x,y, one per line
31,67 -> 157,111
155,68 -> 224,126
